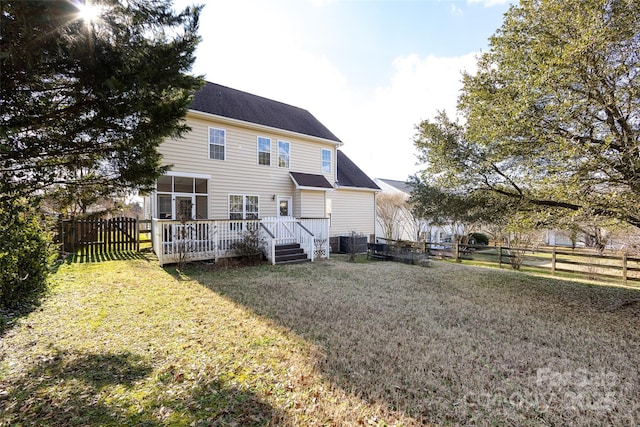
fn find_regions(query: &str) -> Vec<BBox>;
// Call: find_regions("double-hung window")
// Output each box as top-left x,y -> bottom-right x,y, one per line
257,137 -> 271,166
278,140 -> 290,168
321,148 -> 332,174
209,127 -> 226,160
229,195 -> 259,220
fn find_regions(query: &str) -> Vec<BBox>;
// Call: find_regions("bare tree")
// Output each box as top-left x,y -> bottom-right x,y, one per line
376,192 -> 420,241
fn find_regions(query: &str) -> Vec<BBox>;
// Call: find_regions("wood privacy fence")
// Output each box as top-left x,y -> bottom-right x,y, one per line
58,217 -> 147,258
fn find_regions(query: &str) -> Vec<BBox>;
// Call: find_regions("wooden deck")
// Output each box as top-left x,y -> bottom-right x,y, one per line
152,217 -> 330,266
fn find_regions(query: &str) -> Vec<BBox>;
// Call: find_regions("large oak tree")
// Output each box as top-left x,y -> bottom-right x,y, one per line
414,0 -> 640,229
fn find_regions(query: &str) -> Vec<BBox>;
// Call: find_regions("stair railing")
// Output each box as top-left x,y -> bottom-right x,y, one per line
259,223 -> 276,265
294,222 -> 315,262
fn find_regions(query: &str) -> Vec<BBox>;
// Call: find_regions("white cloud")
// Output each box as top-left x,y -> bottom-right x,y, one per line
188,0 -> 349,113
180,0 -> 481,181
336,53 -> 478,181
451,3 -> 464,15
466,0 -> 513,6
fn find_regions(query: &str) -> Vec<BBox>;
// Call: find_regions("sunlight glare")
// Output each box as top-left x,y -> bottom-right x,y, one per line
77,1 -> 102,24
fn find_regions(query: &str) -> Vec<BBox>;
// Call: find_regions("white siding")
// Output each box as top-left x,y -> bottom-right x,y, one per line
328,188 -> 376,238
158,112 -> 338,219
300,190 -> 326,218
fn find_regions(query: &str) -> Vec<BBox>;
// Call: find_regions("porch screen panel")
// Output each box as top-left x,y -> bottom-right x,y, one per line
156,175 -> 209,220
195,178 -> 207,194
196,196 -> 207,219
158,195 -> 172,219
174,177 -> 193,193
157,175 -> 172,192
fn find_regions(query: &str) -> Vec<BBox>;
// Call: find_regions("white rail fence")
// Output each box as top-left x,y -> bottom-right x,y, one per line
152,217 -> 330,266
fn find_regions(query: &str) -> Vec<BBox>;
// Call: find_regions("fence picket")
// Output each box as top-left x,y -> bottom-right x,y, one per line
58,216 -> 145,259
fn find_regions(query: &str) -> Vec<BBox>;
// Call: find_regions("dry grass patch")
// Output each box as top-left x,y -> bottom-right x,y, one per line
2,256 -> 639,425
187,256 -> 640,426
0,257 -> 414,426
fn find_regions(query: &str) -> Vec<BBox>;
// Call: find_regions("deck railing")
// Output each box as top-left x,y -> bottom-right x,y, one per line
152,219 -> 260,266
152,217 -> 329,266
300,217 -> 330,259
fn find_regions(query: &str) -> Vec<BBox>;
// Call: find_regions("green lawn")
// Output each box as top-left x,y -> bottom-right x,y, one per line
1,255 -> 639,425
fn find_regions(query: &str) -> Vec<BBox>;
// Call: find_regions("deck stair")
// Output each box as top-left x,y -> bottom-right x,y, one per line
275,243 -> 309,264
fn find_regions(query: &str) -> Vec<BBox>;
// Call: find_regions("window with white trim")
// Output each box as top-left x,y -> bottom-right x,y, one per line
321,148 -> 331,174
209,127 -> 226,160
278,140 -> 290,168
229,195 -> 259,220
257,137 -> 271,166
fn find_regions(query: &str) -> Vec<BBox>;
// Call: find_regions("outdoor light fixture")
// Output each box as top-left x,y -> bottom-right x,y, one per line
272,194 -> 276,201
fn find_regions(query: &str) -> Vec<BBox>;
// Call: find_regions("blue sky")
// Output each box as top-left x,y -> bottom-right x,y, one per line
174,0 -> 513,180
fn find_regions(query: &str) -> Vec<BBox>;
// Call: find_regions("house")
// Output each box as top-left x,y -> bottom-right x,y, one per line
373,178 -> 446,244
147,81 -> 379,265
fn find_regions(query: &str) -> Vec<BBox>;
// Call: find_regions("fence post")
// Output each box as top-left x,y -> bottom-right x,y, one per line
498,244 -> 502,268
58,215 -> 64,256
71,216 -> 77,256
552,248 -> 556,274
136,216 -> 140,252
622,252 -> 628,284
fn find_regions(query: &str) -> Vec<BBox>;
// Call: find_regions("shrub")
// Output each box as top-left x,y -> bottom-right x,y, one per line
0,200 -> 55,309
232,226 -> 265,264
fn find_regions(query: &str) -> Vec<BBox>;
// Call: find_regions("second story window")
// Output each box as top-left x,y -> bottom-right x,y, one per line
209,127 -> 226,160
278,140 -> 290,168
321,148 -> 332,174
257,137 -> 271,165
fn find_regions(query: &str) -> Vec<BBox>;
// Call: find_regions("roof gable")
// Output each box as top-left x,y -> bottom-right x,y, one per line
190,82 -> 341,143
377,178 -> 413,194
336,151 -> 379,190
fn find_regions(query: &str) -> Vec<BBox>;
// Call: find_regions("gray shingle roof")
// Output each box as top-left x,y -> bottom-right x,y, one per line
190,82 -> 341,143
377,178 -> 413,194
337,151 -> 380,190
289,172 -> 333,189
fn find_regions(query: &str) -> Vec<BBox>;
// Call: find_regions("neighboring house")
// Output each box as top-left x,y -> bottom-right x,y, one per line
146,81 -> 378,265
374,178 -> 447,244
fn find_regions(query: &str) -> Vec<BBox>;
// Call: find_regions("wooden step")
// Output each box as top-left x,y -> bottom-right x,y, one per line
275,244 -> 308,264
